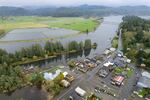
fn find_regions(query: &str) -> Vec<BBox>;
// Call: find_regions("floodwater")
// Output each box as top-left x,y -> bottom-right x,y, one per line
0,16 -> 123,100
20,16 -> 123,67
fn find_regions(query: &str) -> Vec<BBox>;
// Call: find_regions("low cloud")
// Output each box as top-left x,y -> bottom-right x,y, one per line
0,0 -> 150,6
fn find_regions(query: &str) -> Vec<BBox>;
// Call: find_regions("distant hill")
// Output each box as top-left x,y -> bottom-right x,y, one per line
0,5 -> 150,16
0,6 -> 29,16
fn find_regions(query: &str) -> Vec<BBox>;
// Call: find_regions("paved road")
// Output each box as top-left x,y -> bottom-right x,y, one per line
118,29 -> 123,51
54,56 -> 108,100
116,28 -> 141,100
117,63 -> 142,100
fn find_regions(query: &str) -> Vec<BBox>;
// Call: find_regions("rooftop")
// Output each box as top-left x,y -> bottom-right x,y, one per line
113,75 -> 124,83
137,76 -> 150,88
142,71 -> 150,78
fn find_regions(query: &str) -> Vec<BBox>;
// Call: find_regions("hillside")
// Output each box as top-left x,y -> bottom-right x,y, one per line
1,5 -> 150,16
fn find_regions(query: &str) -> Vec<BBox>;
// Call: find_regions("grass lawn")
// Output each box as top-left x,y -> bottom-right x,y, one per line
127,68 -> 133,77
0,16 -> 99,33
114,67 -> 133,77
138,88 -> 150,97
114,67 -> 124,74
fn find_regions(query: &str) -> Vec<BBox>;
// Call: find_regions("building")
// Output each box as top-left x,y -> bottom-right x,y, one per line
75,87 -> 86,97
137,77 -> 150,88
103,61 -> 114,67
109,47 -> 116,52
60,80 -> 70,87
133,71 -> 150,98
98,69 -> 108,78
63,71 -> 75,82
44,69 -> 61,80
104,49 -> 111,55
63,72 -> 68,77
111,75 -> 125,86
65,74 -> 75,82
137,71 -> 150,88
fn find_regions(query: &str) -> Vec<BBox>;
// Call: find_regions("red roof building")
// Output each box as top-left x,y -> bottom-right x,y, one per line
112,75 -> 125,86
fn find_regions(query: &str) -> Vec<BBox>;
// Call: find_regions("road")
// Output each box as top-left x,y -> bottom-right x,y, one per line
54,29 -> 141,100
116,29 -> 141,100
117,64 -> 137,100
118,29 -> 123,51
54,56 -> 108,100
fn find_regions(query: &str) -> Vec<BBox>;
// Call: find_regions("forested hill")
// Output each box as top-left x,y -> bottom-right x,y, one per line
1,5 -> 150,16
0,6 -> 29,16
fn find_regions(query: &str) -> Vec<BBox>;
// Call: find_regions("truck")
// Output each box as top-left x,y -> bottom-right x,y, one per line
75,87 -> 86,97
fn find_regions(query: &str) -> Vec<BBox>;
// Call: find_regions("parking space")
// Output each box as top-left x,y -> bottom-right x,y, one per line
55,48 -> 136,100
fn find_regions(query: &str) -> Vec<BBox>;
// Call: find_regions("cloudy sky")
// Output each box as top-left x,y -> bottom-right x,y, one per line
0,0 -> 150,7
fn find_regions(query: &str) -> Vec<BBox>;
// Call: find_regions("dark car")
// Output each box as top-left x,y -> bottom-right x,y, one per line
99,88 -> 106,93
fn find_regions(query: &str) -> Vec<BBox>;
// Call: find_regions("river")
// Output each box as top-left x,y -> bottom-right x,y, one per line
0,16 -> 123,100
26,16 -> 122,67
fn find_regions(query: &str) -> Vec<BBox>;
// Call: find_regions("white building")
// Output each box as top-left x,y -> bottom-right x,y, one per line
44,69 -> 61,80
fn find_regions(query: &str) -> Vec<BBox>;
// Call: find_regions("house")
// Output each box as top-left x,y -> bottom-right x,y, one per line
44,69 -> 61,80
87,63 -> 95,68
103,61 -> 114,67
60,80 -> 70,87
98,69 -> 108,78
63,72 -> 75,82
65,74 -> 75,82
109,47 -> 116,52
104,49 -> 111,55
111,75 -> 125,86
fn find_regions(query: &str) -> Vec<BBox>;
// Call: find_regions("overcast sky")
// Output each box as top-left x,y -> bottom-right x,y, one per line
0,0 -> 150,7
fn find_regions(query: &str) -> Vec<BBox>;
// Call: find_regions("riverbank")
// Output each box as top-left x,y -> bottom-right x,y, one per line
12,47 -> 95,66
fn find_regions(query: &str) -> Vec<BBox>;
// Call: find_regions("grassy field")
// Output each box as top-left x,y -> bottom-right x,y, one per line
0,16 -> 99,33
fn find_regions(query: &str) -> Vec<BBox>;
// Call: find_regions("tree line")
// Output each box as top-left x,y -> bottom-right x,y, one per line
0,64 -> 26,93
0,39 -> 93,65
121,16 -> 150,68
121,16 -> 150,33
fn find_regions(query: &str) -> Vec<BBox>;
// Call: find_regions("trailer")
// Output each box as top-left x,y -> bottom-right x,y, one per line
75,87 -> 86,97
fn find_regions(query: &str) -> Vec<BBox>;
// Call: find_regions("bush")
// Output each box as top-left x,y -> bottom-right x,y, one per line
0,29 -> 5,35
84,39 -> 92,49
68,59 -> 76,68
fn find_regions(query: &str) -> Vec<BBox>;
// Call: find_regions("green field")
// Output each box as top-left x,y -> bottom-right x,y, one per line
0,16 -> 99,33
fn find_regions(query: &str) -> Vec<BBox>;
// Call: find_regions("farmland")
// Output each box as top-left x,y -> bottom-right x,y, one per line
0,16 -> 99,34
